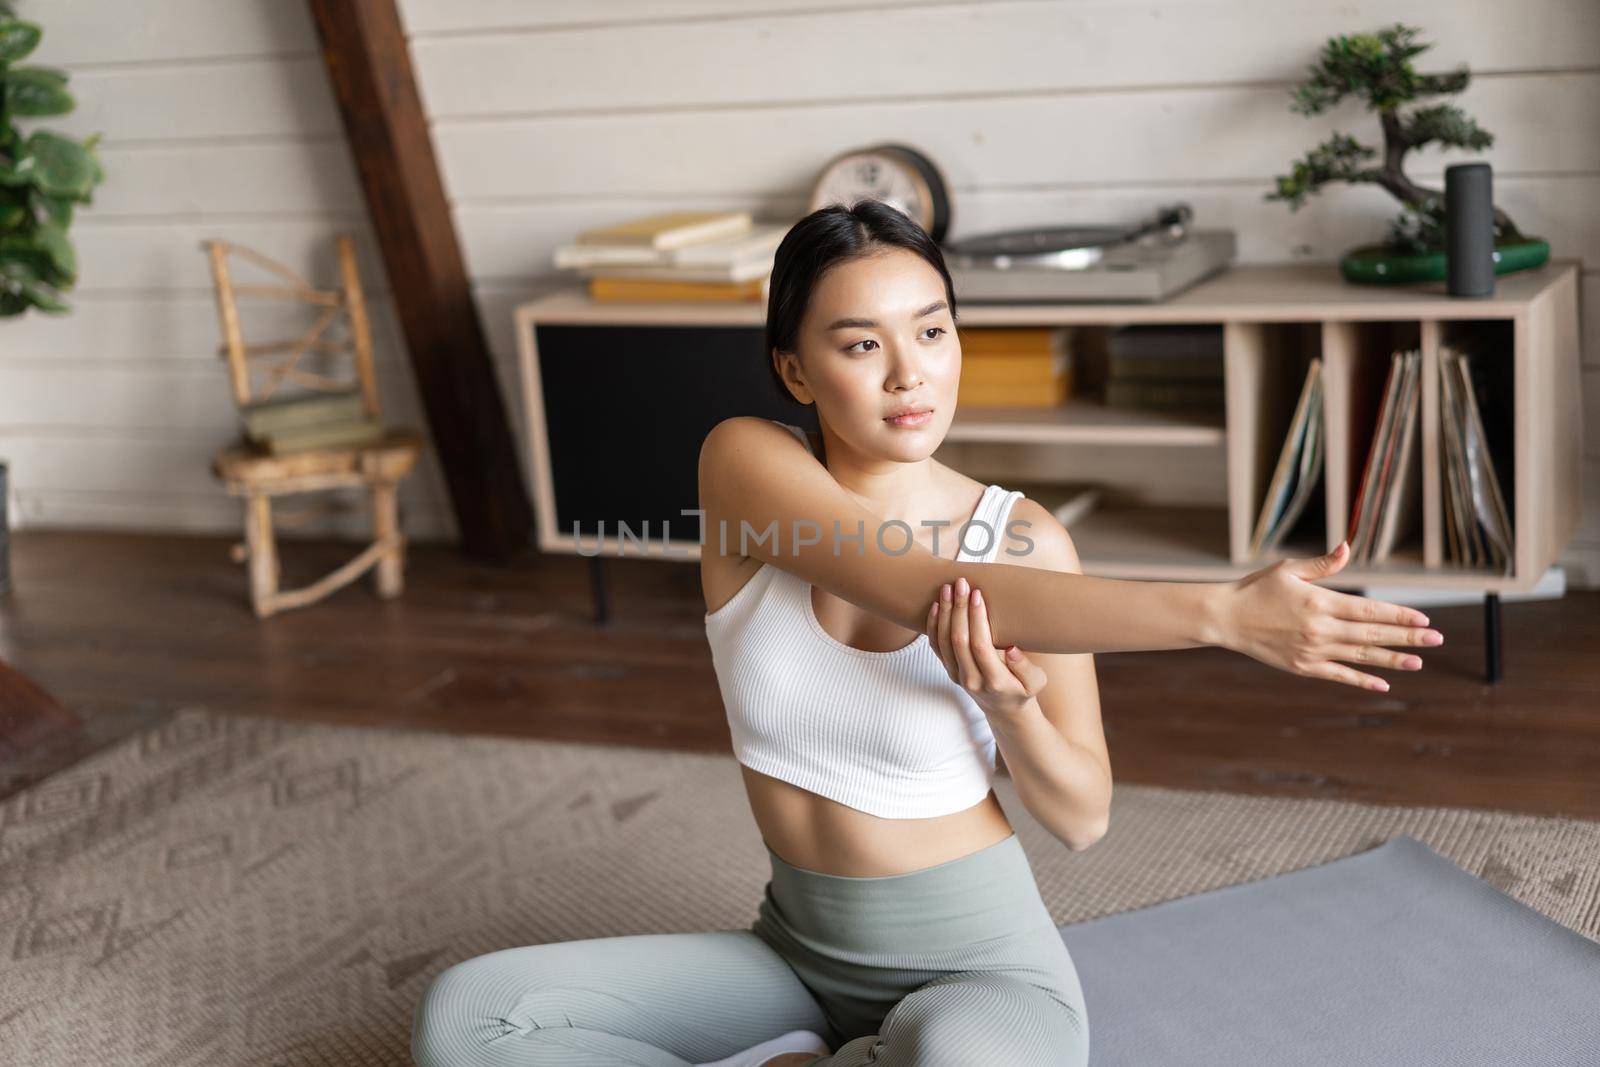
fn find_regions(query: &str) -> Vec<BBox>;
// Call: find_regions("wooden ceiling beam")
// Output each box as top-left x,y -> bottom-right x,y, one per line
307,0 -> 534,561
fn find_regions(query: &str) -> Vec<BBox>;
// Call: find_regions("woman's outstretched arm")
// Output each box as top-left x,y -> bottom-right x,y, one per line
699,416 -> 1440,688
699,416 -> 1221,654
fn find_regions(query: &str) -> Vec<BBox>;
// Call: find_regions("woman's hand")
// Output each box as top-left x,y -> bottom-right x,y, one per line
927,576 -> 1050,720
1217,540 -> 1443,692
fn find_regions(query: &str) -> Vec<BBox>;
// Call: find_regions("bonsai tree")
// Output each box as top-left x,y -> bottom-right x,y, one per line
0,1 -> 104,315
1267,22 -> 1522,256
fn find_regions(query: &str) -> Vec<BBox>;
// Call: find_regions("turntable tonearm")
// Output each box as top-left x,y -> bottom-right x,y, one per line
942,203 -> 1235,303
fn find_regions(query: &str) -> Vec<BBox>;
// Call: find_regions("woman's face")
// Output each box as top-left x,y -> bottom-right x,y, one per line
778,248 -> 960,462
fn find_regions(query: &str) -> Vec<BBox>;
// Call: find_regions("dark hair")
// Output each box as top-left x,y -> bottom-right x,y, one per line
764,199 -> 959,403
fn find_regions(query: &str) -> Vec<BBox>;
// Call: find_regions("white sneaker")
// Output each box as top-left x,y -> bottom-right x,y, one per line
695,1028 -> 831,1067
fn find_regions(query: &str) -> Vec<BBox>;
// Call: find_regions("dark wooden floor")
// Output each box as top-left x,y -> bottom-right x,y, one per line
2,529 -> 1597,819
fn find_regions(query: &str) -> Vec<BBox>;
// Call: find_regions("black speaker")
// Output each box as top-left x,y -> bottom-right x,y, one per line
1445,162 -> 1495,297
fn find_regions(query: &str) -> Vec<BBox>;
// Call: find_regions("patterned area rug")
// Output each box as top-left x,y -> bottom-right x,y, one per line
2,707 -> 1597,1066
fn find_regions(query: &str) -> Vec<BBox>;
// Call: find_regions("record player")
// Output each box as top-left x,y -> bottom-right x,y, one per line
943,204 -> 1236,304
807,144 -> 1234,304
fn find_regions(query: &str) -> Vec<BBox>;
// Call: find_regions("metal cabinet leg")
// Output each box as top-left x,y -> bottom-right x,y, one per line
590,555 -> 610,625
1483,592 -> 1501,685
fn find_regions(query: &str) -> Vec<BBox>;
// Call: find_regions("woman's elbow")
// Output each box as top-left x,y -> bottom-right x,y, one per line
1064,784 -> 1112,851
1064,813 -> 1110,852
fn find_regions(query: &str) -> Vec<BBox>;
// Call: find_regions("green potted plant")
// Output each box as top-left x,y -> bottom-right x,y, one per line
1267,22 -> 1548,285
0,1 -> 105,315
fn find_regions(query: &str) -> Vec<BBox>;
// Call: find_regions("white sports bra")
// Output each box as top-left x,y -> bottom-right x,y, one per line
703,420 -> 1026,819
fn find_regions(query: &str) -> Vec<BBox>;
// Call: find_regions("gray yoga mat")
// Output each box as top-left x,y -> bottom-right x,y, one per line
1057,833 -> 1600,1066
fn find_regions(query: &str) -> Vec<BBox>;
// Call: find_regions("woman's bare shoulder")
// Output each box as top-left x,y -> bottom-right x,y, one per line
697,415 -> 831,548
999,495 -> 1083,574
699,415 -> 813,475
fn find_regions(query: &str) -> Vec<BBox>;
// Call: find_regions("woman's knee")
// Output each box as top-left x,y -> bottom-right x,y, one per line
411,949 -> 556,1066
413,956 -> 489,1066
875,972 -> 1088,1067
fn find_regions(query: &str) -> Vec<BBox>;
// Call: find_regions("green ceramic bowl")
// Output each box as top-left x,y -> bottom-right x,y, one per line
1339,237 -> 1550,285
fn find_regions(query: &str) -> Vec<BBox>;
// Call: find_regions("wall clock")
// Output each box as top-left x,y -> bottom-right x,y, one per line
808,143 -> 952,244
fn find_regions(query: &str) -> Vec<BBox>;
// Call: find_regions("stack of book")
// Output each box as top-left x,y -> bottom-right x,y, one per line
553,210 -> 788,303
1346,350 -> 1422,565
1250,357 -> 1324,557
956,327 -> 1075,407
1440,343 -> 1513,572
1103,325 -> 1224,411
238,387 -> 384,456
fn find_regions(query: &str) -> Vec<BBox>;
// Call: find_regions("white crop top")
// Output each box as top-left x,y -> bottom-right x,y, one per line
703,420 -> 1026,819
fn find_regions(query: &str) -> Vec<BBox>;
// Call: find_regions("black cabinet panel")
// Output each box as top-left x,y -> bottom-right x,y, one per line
536,323 -> 817,543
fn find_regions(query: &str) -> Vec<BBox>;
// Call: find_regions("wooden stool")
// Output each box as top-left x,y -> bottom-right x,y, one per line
203,234 -> 425,618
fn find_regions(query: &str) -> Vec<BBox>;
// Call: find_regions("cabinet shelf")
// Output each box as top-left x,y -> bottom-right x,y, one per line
513,260 -> 1582,599
947,398 -> 1225,447
1003,489 -> 1527,589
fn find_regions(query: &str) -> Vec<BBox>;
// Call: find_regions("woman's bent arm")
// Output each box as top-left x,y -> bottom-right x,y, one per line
699,416 -> 1225,656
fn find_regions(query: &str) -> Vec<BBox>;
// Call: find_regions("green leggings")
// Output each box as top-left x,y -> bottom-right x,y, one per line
410,832 -> 1089,1066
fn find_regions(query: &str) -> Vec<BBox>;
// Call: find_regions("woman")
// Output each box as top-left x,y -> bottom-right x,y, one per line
410,201 -> 1441,1067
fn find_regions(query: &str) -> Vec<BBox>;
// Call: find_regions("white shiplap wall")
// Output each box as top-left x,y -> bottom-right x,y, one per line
0,1 -> 465,543
4,1 -> 1598,586
395,0 -> 1600,584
